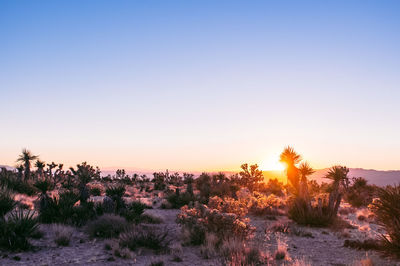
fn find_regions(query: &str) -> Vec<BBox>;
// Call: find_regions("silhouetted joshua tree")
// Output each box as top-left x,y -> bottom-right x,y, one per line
280,146 -> 301,192
69,162 -> 100,204
17,149 -> 38,181
324,165 -> 349,218
35,160 -> 46,178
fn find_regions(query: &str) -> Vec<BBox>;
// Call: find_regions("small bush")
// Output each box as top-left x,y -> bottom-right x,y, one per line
0,170 -> 36,196
208,196 -> 248,217
52,224 -> 74,246
119,225 -> 170,251
122,201 -> 146,222
86,214 -> 128,238
288,197 -> 333,227
34,179 -> 54,194
166,191 -> 194,209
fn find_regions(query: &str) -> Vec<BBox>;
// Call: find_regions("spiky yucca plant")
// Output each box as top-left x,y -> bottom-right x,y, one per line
372,185 -> 400,256
0,210 -> 39,250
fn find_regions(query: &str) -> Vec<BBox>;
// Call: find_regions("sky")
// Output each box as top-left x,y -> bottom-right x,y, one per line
1,0 -> 400,172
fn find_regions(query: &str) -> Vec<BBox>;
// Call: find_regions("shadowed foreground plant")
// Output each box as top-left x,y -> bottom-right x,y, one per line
371,184 -> 400,256
0,210 -> 39,250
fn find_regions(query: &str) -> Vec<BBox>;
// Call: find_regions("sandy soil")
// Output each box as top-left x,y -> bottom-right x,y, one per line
1,194 -> 399,265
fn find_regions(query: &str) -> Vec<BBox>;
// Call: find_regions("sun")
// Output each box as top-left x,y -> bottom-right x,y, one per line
260,155 -> 286,171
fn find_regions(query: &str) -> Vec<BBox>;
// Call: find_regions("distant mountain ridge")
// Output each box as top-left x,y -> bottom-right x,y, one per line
264,168 -> 400,186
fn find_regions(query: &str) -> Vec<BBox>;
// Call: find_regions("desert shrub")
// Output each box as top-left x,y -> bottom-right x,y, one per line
34,179 -> 54,194
0,169 -> 36,196
371,184 -> 400,256
52,224 -> 74,246
166,190 -> 195,209
258,178 -> 284,196
195,173 -> 239,203
0,189 -> 16,217
0,210 -> 39,250
119,225 -> 170,251
220,237 -> 264,265
38,190 -> 96,226
152,172 -> 167,191
247,192 -> 286,216
121,201 -> 146,222
106,185 -> 126,211
90,187 -> 102,196
208,196 -> 247,217
288,196 -> 333,227
177,203 -> 254,246
345,177 -> 377,207
86,214 -> 128,238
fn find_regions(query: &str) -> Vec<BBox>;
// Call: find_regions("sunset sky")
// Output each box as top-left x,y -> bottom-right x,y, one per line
1,1 -> 400,172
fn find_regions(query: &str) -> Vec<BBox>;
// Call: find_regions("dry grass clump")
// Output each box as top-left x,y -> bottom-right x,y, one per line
200,232 -> 219,258
119,225 -> 170,251
221,237 -> 266,265
274,239 -> 288,260
52,224 -> 74,246
86,214 -> 128,238
353,257 -> 374,266
140,212 -> 163,224
343,239 -> 381,251
291,257 -> 312,266
371,184 -> 400,256
105,240 -> 135,259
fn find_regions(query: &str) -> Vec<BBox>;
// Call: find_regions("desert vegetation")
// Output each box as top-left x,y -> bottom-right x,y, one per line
0,147 -> 398,265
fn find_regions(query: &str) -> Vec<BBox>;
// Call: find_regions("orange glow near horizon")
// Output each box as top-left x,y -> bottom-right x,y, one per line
260,154 -> 286,171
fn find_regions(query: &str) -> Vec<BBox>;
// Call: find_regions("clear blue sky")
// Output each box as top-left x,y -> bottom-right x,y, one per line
1,0 -> 400,171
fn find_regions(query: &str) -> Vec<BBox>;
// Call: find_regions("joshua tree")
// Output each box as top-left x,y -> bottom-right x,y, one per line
298,162 -> 315,211
35,160 -> 46,178
69,162 -> 100,204
16,165 -> 24,181
17,149 -> 38,181
280,146 -> 301,191
183,173 -> 194,196
46,162 -> 57,176
324,165 -> 349,217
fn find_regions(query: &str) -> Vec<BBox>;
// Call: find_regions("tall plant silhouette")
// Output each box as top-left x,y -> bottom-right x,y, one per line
298,162 -> 315,202
17,149 -> 38,181
280,146 -> 301,192
324,165 -> 349,217
35,160 -> 46,178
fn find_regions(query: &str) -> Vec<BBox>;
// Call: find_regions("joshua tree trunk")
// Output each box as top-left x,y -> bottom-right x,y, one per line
332,193 -> 342,217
